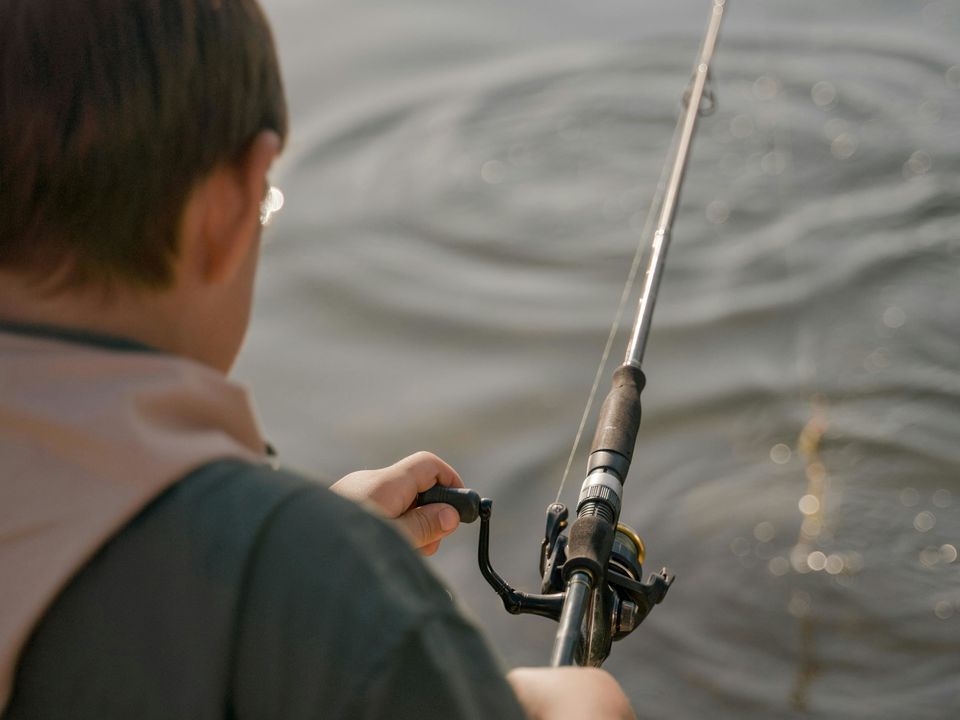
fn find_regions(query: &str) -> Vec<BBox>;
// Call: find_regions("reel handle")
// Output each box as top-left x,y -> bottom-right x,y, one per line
417,486 -> 482,524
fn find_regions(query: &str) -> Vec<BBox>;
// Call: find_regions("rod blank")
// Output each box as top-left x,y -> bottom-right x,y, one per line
550,571 -> 593,666
624,0 -> 727,368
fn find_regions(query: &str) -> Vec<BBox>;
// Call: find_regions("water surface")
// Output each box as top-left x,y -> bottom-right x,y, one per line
238,2 -> 960,716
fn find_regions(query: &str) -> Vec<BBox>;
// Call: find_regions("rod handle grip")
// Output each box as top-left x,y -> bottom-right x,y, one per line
589,364 -> 646,473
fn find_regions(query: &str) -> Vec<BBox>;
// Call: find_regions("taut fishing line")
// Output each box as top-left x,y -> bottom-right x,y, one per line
554,109 -> 686,505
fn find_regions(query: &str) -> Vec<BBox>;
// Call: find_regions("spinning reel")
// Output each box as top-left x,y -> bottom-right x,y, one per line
418,480 -> 673,666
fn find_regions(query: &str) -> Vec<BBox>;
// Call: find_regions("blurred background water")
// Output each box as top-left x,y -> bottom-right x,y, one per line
237,1 -> 960,716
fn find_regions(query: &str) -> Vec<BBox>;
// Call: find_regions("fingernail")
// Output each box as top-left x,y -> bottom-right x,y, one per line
440,507 -> 459,532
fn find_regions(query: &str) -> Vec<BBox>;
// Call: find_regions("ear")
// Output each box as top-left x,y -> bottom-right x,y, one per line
196,130 -> 282,285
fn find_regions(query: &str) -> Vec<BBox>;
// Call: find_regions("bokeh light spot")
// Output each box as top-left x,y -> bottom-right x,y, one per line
918,98 -> 942,124
807,551 -> 827,571
825,554 -> 844,575
934,601 -> 954,620
706,200 -> 730,225
831,132 -> 859,160
864,349 -> 889,372
801,516 -> 822,537
753,75 -> 780,100
903,150 -> 932,179
822,118 -> 848,141
798,494 -> 820,515
899,487 -> 920,507
730,537 -> 751,557
811,81 -> 837,107
768,556 -> 790,576
920,546 -> 942,568
914,511 -> 936,532
932,489 -> 952,508
753,521 -> 775,543
791,546 -> 812,573
882,306 -> 906,328
770,443 -> 792,464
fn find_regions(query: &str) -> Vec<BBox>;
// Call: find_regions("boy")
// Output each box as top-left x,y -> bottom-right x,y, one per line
0,1 -> 634,717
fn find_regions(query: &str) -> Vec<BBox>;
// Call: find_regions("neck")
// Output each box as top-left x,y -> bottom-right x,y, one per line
0,272 -> 188,359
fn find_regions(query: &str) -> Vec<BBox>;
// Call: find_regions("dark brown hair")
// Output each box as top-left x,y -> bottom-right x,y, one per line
0,0 -> 288,289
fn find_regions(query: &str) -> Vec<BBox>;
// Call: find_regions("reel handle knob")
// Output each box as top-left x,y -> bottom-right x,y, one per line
417,486 -> 481,524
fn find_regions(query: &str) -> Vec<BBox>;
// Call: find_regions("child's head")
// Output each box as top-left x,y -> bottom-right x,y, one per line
0,0 -> 288,368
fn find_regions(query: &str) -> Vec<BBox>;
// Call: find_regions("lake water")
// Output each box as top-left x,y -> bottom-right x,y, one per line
238,1 -> 960,716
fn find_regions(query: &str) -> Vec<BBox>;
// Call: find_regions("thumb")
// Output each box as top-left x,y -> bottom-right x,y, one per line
394,504 -> 460,549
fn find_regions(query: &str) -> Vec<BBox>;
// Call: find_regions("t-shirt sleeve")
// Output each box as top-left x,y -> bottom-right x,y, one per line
332,613 -> 527,720
229,484 -> 527,720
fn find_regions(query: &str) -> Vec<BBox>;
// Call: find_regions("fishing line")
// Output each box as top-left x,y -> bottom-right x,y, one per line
554,108 -> 686,505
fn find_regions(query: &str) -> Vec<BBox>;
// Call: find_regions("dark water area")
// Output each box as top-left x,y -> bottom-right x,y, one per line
237,1 -> 960,716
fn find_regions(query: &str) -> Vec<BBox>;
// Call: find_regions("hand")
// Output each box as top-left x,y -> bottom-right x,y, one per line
331,451 -> 464,555
507,667 -> 636,720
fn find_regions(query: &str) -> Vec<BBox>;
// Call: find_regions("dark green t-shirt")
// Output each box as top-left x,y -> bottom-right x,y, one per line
4,460 -> 526,719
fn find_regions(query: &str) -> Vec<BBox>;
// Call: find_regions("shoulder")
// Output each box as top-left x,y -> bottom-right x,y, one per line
166,457 -> 442,633
230,468 -> 462,669
11,458 -> 523,719
228,468 -> 526,720
6,458 -> 343,718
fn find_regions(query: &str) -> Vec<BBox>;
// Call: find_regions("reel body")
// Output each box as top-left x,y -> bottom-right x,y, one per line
477,497 -> 673,666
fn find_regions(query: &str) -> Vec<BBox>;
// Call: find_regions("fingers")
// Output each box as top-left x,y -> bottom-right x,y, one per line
394,451 -> 464,492
387,453 -> 464,552
394,503 -> 460,550
331,451 -> 465,523
419,540 -> 441,557
507,667 -> 636,720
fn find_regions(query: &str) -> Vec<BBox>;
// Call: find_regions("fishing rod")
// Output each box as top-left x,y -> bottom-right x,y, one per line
421,0 -> 727,667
